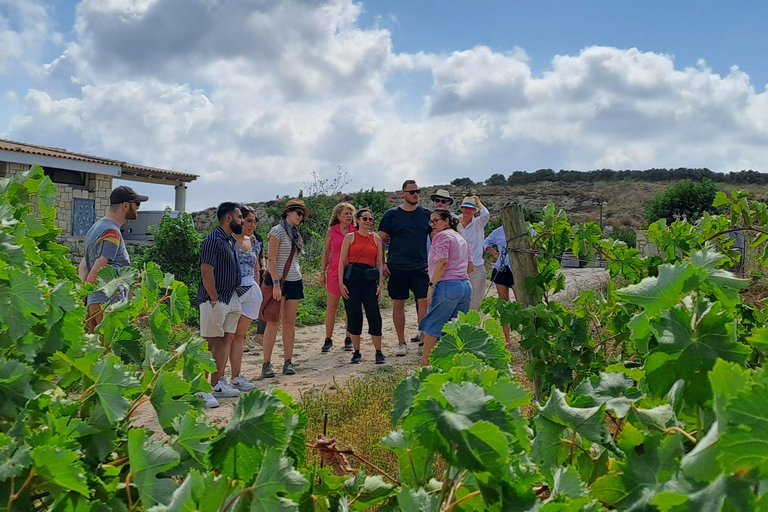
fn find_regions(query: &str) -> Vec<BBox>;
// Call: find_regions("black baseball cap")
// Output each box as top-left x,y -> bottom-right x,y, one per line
110,185 -> 149,204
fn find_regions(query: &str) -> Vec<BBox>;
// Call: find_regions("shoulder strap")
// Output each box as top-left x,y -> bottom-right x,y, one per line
282,245 -> 296,279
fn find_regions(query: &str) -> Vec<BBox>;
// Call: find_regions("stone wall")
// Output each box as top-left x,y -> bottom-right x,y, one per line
0,162 -> 113,236
635,230 -> 665,258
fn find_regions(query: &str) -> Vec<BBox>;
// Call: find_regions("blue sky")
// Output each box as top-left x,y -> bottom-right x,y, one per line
2,0 -> 768,211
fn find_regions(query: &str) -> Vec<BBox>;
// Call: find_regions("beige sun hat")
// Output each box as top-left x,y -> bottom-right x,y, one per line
429,188 -> 454,205
459,197 -> 479,209
283,198 -> 310,218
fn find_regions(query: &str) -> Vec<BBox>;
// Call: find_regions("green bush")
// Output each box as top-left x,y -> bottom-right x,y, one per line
352,188 -> 389,224
296,283 -> 328,326
612,225 -> 637,248
143,209 -> 203,323
644,178 -> 719,225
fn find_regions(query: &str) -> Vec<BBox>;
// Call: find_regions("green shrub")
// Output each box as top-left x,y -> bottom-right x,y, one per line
296,283 -> 328,326
352,188 -> 389,225
144,209 -> 203,323
644,178 -> 719,225
612,226 -> 637,248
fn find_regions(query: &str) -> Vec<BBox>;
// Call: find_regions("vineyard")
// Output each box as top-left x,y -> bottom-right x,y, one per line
1,165 -> 768,511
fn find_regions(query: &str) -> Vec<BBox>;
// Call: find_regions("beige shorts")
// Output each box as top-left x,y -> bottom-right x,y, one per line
199,296 -> 241,338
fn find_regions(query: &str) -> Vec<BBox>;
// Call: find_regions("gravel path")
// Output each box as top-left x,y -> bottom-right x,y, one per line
133,268 -> 609,430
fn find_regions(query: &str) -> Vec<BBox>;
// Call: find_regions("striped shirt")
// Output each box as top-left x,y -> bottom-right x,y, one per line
196,226 -> 241,305
269,224 -> 302,281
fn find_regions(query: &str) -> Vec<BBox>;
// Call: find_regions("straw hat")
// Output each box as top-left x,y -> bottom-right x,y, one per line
459,197 -> 479,209
429,188 -> 454,204
283,198 -> 310,217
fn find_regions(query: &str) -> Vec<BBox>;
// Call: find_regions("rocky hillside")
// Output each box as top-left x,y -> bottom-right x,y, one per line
191,180 -> 768,233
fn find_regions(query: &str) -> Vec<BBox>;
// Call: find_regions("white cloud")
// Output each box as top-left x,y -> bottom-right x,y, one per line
5,1 -> 768,211
0,0 -> 54,73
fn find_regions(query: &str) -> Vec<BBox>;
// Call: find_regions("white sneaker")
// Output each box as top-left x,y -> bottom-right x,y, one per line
212,377 -> 241,398
197,392 -> 219,408
231,375 -> 255,391
396,343 -> 408,357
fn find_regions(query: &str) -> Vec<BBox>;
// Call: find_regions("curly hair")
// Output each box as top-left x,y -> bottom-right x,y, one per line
329,202 -> 356,227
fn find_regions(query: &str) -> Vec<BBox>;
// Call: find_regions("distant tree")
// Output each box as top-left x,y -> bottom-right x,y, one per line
485,173 -> 507,187
451,177 -> 475,187
352,188 -> 389,220
644,178 -> 719,225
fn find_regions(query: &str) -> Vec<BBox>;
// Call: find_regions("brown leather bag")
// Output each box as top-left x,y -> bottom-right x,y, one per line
259,245 -> 296,323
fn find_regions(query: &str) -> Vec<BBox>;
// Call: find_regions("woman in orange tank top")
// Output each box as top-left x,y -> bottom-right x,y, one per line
338,208 -> 386,364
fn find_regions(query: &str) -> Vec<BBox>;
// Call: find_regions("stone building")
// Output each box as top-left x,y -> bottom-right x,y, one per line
0,138 -> 198,257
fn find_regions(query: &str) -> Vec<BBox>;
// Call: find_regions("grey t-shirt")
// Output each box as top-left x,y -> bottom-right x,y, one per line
84,218 -> 130,305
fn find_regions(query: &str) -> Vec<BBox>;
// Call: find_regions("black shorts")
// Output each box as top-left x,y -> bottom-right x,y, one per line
388,267 -> 430,300
491,266 -> 514,288
282,279 -> 304,300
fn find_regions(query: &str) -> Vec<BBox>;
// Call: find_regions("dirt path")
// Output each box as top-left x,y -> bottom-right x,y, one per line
134,268 -> 609,430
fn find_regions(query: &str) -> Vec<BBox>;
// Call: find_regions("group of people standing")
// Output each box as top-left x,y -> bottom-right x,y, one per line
80,183 -> 518,410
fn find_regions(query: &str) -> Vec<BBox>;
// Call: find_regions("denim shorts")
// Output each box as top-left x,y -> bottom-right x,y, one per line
418,280 -> 472,338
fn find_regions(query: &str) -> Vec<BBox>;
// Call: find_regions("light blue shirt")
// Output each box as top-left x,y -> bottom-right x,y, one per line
483,226 -> 509,270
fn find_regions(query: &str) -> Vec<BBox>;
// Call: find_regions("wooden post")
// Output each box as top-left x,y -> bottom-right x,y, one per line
500,204 -> 542,398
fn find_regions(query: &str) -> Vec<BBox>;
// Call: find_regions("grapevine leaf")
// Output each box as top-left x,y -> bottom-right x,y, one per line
92,355 -> 142,424
530,416 -> 567,472
146,470 -> 232,512
30,445 -> 90,496
0,357 -> 35,416
344,472 -> 395,512
149,306 -> 172,349
551,467 -> 588,499
537,389 -> 616,453
709,359 -> 751,422
381,429 -> 433,488
128,428 -> 180,507
614,263 -> 695,316
0,269 -> 46,341
747,326 -> 768,353
0,439 -> 30,481
681,421 -> 720,482
572,372 -> 641,418
718,378 -> 768,477
171,414 -> 217,464
150,371 -> 193,432
430,324 -> 510,371
35,174 -> 57,215
209,390 -> 287,481
391,367 -> 439,424
251,448 -> 308,512
395,486 -> 440,512
169,285 -> 190,324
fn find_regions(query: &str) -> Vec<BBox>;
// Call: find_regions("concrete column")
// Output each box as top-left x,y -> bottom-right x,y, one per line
174,184 -> 187,212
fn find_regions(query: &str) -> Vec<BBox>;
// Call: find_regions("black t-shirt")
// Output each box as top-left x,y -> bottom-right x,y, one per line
379,205 -> 431,270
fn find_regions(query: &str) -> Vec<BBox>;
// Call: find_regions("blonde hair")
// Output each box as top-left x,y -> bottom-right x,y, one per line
329,202 -> 356,226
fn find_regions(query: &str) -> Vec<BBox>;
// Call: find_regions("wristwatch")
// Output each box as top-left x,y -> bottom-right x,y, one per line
273,279 -> 281,284
428,281 -> 434,287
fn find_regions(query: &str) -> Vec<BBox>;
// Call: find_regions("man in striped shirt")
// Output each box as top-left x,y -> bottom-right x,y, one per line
196,202 -> 245,408
79,185 -> 148,333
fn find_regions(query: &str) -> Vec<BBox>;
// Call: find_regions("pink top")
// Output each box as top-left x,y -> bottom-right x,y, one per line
327,223 -> 356,296
428,229 -> 472,282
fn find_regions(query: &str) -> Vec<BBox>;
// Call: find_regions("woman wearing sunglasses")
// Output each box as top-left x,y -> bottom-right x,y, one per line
261,198 -> 309,378
420,209 -> 473,366
338,208 -> 386,364
320,202 -> 356,353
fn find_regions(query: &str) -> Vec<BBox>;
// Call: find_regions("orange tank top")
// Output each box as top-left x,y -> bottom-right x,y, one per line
348,232 -> 377,266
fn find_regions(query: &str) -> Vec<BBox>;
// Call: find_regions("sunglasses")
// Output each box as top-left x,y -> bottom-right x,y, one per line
434,198 -> 450,204
404,189 -> 421,195
360,216 -> 374,222
288,209 -> 305,217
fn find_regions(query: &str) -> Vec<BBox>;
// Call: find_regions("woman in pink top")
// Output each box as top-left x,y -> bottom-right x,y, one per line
419,208 -> 474,365
320,202 -> 356,352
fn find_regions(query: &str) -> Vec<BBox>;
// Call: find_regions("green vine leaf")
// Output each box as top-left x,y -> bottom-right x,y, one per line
128,428 -> 180,507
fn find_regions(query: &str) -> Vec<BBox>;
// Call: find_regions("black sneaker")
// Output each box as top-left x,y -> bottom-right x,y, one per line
410,334 -> 421,343
261,362 -> 275,379
375,351 -> 386,365
321,338 -> 333,353
344,337 -> 354,351
350,351 -> 362,364
282,359 -> 297,375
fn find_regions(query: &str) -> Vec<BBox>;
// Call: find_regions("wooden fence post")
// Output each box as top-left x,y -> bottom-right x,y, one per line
500,204 -> 542,398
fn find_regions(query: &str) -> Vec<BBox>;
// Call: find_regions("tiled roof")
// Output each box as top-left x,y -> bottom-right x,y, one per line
0,138 -> 198,183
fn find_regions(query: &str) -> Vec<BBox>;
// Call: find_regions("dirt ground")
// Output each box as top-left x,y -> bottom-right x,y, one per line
133,268 -> 609,431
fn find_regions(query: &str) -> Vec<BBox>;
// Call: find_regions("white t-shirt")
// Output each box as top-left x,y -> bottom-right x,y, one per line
457,208 -> 490,266
269,224 -> 302,282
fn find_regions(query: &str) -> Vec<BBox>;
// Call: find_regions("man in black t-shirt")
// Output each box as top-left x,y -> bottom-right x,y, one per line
379,180 -> 431,356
